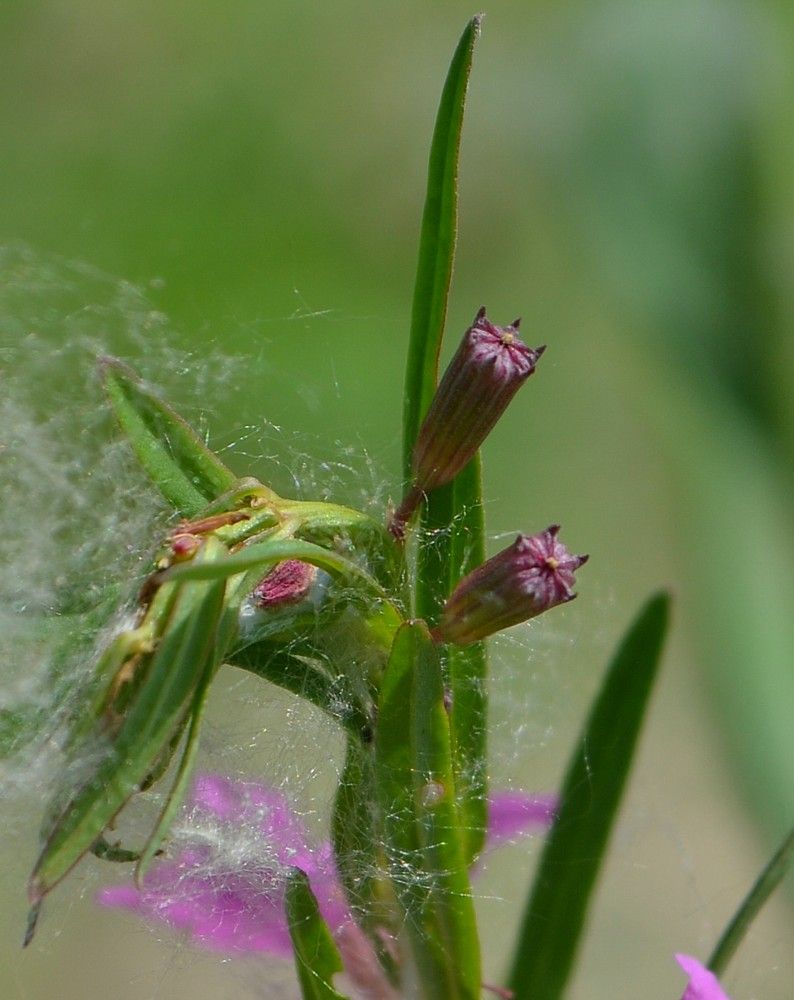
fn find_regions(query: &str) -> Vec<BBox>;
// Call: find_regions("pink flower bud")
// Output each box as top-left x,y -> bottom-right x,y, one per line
415,308 -> 543,488
253,560 -> 318,608
391,308 -> 543,536
433,525 -> 587,645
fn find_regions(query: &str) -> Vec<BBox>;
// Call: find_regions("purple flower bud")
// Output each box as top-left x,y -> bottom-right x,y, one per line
414,308 -> 544,490
433,525 -> 588,645
252,560 -> 318,608
391,308 -> 544,536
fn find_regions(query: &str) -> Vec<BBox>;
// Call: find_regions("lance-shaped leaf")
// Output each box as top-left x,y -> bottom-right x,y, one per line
100,356 -> 238,516
332,738 -> 378,919
508,592 -> 670,1000
402,15 -> 481,479
416,459 -> 487,864
137,552 -> 266,883
285,501 -> 403,596
164,536 -> 385,596
286,868 -> 351,1000
401,14 -> 487,866
331,737 -> 402,987
375,622 -> 480,1000
28,539 -> 230,936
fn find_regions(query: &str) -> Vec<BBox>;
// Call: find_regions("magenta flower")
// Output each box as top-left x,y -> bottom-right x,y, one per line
676,955 -> 732,1000
98,775 -> 346,956
433,525 -> 588,646
485,790 -> 558,847
98,774 -> 554,960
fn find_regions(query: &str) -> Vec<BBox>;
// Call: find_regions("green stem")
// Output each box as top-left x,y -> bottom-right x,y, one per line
708,825 -> 794,977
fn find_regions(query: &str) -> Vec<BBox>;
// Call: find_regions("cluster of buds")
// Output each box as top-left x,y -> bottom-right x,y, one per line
393,308 -> 587,643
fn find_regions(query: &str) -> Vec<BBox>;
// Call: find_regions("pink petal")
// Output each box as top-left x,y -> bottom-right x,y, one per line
98,774 -> 350,956
486,791 -> 558,846
676,954 -> 732,1000
98,777 -> 554,961
190,773 -> 318,873
98,867 -> 295,956
97,885 -> 140,908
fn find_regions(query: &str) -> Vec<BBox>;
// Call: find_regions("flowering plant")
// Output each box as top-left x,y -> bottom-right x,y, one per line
9,16 -> 791,1000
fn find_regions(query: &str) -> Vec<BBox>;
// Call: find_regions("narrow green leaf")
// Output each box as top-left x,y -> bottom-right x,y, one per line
137,550 -> 264,881
414,457 -> 482,622
399,15 -> 487,863
708,825 -> 794,977
286,868 -> 350,1000
508,593 -> 670,1000
402,16 -> 481,479
134,667 -> 214,882
375,622 -> 480,1000
331,737 -> 401,985
101,356 -> 237,516
332,742 -> 410,991
416,458 -> 487,863
164,536 -> 384,595
29,542 -> 229,906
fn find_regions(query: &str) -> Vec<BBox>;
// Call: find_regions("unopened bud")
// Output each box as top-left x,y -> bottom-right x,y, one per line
170,534 -> 201,560
433,525 -> 588,645
392,308 -> 543,536
416,308 -> 543,487
252,560 -> 318,608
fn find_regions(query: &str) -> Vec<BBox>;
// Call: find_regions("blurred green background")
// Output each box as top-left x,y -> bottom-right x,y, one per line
1,1 -> 793,998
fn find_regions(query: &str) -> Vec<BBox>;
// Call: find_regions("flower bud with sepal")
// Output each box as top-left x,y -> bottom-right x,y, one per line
433,525 -> 588,646
392,308 -> 544,536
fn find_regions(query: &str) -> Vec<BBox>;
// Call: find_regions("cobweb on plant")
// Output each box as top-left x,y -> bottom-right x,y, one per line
0,245 -> 584,998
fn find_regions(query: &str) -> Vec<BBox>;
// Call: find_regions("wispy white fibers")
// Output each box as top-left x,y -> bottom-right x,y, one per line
0,244 -> 197,801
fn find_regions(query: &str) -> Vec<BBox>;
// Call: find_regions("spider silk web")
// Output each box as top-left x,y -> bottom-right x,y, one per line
0,244 -> 593,1000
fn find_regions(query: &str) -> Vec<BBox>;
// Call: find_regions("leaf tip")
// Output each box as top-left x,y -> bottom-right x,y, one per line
97,353 -> 123,375
133,861 -> 148,890
23,897 -> 42,948
97,354 -> 139,389
647,589 -> 672,624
